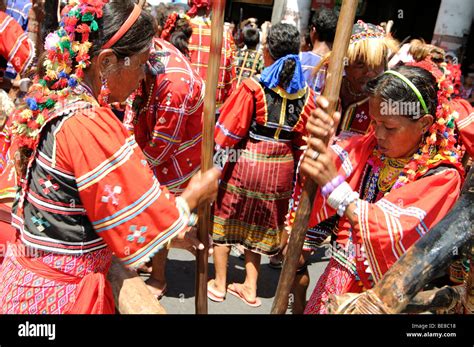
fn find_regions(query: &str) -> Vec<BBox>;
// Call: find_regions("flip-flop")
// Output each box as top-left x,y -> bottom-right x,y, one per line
227,283 -> 261,308
207,280 -> 226,302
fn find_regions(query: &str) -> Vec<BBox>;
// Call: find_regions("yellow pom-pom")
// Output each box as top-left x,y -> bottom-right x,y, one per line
20,109 -> 33,120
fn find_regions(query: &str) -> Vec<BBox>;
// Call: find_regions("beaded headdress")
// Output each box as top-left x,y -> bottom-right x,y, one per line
350,20 -> 385,44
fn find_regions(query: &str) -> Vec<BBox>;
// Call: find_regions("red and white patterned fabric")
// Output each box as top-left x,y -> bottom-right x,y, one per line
126,39 -> 205,194
0,86 -> 190,314
0,244 -> 114,314
188,16 -> 236,108
0,11 -> 34,75
304,258 -> 361,314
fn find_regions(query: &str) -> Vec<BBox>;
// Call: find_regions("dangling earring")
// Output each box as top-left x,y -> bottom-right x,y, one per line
98,75 -> 111,107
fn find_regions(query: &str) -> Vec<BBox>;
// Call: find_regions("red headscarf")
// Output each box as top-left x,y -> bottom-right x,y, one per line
187,0 -> 210,17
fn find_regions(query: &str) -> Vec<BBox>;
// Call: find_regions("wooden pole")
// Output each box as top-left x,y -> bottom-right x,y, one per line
465,231 -> 474,313
107,257 -> 166,314
29,0 -> 45,62
271,0 -> 358,314
195,0 -> 226,315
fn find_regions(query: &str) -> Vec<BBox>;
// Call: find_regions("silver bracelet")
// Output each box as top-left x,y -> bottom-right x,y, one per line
327,181 -> 353,210
337,191 -> 359,217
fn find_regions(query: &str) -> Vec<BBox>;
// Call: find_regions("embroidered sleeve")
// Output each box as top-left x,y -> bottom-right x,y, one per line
0,12 -> 34,75
452,98 -> 474,157
56,108 -> 189,267
215,82 -> 254,149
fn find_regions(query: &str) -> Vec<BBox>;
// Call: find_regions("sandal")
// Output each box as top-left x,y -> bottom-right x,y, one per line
207,280 -> 226,302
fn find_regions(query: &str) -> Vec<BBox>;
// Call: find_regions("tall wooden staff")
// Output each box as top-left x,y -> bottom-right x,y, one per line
29,0 -> 45,61
195,0 -> 226,314
271,0 -> 358,314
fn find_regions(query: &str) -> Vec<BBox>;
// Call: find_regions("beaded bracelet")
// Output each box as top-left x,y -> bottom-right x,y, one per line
175,196 -> 191,220
322,175 -> 346,197
336,191 -> 359,217
188,212 -> 198,227
327,181 -> 353,210
176,197 -> 199,227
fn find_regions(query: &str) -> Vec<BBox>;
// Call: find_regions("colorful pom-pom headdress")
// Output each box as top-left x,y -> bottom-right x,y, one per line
12,0 -> 145,157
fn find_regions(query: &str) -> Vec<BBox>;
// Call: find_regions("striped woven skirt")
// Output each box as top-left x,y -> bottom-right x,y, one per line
212,139 -> 296,256
304,258 -> 362,314
0,242 -> 114,314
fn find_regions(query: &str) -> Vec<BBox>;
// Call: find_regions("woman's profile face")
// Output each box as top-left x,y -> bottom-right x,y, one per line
108,49 -> 150,103
369,96 -> 430,158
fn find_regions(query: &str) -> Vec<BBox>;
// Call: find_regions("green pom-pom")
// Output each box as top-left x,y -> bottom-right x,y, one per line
39,79 -> 47,87
446,118 -> 455,129
59,40 -> 71,53
69,9 -> 80,19
44,99 -> 56,109
36,114 -> 45,125
82,13 -> 94,22
90,20 -> 99,32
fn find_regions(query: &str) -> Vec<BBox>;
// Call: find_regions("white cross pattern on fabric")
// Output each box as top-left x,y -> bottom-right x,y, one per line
101,185 -> 122,206
127,225 -> 148,244
356,111 -> 368,123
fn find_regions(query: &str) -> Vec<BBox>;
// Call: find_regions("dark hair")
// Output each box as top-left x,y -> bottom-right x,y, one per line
366,65 -> 438,118
154,3 -> 181,28
154,4 -> 192,57
243,27 -> 259,49
310,8 -> 338,43
266,23 -> 300,89
170,19 -> 193,57
42,0 -> 60,43
88,0 -> 156,60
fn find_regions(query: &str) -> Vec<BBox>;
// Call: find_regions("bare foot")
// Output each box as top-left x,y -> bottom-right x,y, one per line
227,283 -> 259,305
208,279 -> 226,295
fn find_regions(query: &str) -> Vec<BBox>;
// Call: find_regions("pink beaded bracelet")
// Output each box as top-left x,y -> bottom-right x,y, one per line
321,175 -> 345,197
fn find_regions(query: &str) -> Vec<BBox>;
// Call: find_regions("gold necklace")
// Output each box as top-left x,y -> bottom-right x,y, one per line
377,157 -> 410,192
143,81 -> 155,111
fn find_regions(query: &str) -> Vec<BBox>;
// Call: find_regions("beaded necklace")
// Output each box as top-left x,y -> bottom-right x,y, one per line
377,156 -> 410,192
362,148 -> 411,201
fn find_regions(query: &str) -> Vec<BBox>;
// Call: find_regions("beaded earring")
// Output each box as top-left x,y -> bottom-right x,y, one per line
98,76 -> 111,106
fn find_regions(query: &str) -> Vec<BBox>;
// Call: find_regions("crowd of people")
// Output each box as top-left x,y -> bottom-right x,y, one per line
0,0 -> 472,314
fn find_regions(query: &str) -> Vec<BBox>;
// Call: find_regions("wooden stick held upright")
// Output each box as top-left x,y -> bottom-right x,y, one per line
195,0 -> 226,315
271,0 -> 358,314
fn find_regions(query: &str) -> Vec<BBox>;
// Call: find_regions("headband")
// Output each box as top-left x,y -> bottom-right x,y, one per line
384,70 -> 429,116
102,2 -> 143,49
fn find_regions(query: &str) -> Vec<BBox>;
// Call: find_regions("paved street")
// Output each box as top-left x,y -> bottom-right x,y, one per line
141,246 -> 329,314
